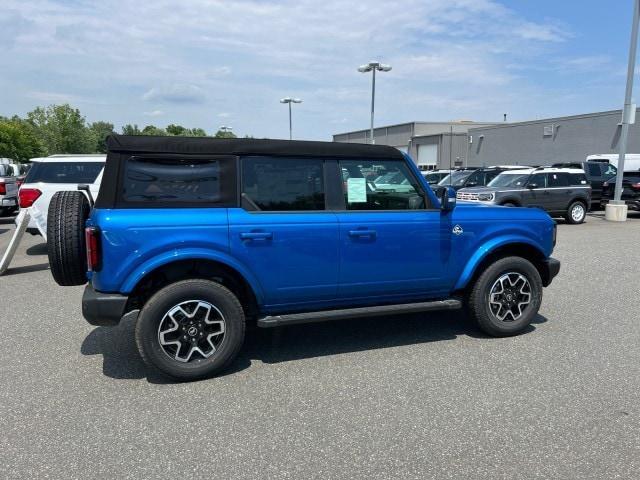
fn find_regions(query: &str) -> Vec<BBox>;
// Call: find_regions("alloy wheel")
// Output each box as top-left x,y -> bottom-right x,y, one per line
157,300 -> 226,362
488,272 -> 532,322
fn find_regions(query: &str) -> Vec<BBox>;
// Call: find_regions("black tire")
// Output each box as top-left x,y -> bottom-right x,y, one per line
565,200 -> 587,224
135,279 -> 245,381
47,191 -> 90,286
468,256 -> 542,337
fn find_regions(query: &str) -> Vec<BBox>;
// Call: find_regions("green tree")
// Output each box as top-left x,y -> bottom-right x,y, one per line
166,124 -> 187,136
214,129 -> 237,139
0,118 -> 46,162
26,104 -> 95,154
121,124 -> 142,135
141,125 -> 167,136
89,121 -> 115,153
189,127 -> 207,137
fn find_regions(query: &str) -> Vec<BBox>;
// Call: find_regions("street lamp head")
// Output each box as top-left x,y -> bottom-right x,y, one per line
291,98 -> 302,104
280,97 -> 291,103
358,61 -> 392,73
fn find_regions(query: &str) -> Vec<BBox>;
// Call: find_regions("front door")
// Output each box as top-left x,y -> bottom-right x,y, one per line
229,156 -> 339,308
522,173 -> 553,210
335,158 -> 450,301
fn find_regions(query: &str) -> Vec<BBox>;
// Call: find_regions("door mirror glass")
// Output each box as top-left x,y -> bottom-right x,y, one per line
466,181 -> 478,187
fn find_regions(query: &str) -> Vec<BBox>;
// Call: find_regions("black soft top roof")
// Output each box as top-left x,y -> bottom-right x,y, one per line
106,134 -> 403,160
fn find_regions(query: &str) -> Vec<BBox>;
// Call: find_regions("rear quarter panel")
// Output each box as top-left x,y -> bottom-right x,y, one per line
88,208 -> 264,300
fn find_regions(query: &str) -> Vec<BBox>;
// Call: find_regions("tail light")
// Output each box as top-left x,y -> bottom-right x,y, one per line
85,227 -> 101,271
19,188 -> 42,208
0,183 -> 5,195
632,182 -> 640,190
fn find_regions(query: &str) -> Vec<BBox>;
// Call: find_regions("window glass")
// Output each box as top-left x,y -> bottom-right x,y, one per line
464,170 -> 484,186
548,172 -> 569,187
587,163 -> 601,176
438,170 -> 474,187
570,173 -> 589,185
242,157 -> 324,211
485,171 -> 501,184
488,172 -> 530,188
24,162 -> 104,184
123,157 -> 221,202
528,173 -> 547,188
339,159 -> 426,210
602,163 -> 617,178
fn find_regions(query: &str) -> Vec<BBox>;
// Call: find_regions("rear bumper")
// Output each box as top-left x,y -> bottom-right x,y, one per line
541,257 -> 561,287
82,284 -> 129,326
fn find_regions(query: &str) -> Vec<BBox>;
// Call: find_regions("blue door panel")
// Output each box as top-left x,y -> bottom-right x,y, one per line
336,211 -> 451,298
228,208 -> 339,305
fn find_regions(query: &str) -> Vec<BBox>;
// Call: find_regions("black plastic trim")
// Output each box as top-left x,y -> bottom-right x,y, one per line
82,284 -> 129,326
540,257 -> 561,287
257,299 -> 461,328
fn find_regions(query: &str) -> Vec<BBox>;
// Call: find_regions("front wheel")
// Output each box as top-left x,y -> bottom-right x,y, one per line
468,256 -> 542,337
135,279 -> 245,381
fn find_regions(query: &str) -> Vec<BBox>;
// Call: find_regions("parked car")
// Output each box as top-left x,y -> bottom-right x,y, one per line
437,166 -> 528,191
0,164 -> 19,217
456,167 -> 591,224
552,161 -> 616,206
18,154 -> 105,235
600,170 -> 640,211
421,169 -> 451,185
47,135 -> 560,380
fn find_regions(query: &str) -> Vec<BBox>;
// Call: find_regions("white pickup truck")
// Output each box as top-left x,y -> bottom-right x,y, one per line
18,155 -> 105,236
0,163 -> 19,217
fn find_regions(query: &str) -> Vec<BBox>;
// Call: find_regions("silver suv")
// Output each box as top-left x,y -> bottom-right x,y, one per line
456,167 -> 592,224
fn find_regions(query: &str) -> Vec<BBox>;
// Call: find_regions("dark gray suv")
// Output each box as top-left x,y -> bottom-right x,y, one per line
456,167 -> 591,224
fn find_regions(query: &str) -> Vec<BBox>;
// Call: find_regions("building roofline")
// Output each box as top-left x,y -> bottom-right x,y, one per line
333,120 -> 497,137
467,109 -> 626,132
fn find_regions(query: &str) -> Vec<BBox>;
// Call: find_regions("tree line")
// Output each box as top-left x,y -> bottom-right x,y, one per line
0,104 -> 237,162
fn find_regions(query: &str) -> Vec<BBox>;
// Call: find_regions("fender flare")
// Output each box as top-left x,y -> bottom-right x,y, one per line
119,247 -> 265,304
453,235 -> 546,291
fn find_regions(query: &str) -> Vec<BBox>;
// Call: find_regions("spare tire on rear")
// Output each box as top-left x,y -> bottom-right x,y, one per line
47,191 -> 91,286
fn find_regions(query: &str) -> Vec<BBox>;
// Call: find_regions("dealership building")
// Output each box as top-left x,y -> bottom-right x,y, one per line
333,109 -> 640,169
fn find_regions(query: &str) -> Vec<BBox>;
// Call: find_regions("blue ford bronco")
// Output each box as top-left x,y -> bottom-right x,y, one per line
47,135 -> 560,380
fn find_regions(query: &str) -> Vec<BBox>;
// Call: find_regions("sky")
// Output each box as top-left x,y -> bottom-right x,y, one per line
0,0 -> 636,140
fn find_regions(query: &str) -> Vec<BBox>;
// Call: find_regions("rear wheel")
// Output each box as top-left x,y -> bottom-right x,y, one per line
47,191 -> 90,286
468,256 -> 542,337
565,200 -> 586,224
135,279 -> 245,381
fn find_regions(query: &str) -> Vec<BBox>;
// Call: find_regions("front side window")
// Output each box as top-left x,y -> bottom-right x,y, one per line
438,170 -> 474,187
242,156 -> 325,211
528,173 -> 548,188
339,159 -> 426,210
123,157 -> 222,203
488,173 -> 530,188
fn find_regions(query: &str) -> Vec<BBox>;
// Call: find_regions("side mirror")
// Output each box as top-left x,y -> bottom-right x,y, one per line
436,186 -> 456,212
527,183 -> 538,189
466,181 -> 478,187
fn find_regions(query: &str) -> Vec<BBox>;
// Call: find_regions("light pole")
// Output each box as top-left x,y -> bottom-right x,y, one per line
280,97 -> 302,140
219,125 -> 232,133
358,61 -> 392,144
607,0 -> 640,222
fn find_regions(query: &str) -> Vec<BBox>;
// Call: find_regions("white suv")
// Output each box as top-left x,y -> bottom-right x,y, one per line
18,154 -> 105,235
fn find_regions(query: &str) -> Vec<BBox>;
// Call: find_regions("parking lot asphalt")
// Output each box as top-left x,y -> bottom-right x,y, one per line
0,212 -> 639,479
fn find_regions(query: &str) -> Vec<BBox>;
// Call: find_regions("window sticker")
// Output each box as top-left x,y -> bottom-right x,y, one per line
347,177 -> 367,203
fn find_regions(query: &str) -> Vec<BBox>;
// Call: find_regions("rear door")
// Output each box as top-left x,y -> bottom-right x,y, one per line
334,158 -> 450,300
585,162 -> 604,201
548,172 -> 571,211
228,156 -> 339,308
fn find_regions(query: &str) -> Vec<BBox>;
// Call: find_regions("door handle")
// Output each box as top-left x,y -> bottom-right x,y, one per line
240,232 -> 273,241
348,229 -> 377,238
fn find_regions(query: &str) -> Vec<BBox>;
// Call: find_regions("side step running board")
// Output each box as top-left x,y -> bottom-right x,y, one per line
257,299 -> 461,328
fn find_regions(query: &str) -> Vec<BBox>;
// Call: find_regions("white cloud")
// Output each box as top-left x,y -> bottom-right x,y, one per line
0,0 -> 594,139
143,110 -> 164,117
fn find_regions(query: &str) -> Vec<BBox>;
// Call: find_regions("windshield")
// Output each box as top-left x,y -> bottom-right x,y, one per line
374,172 -> 408,185
24,162 -> 104,184
488,172 -> 531,188
438,170 -> 474,187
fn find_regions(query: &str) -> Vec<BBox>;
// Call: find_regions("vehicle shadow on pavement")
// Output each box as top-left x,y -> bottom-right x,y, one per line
80,310 -> 547,384
2,263 -> 50,275
26,242 -> 48,255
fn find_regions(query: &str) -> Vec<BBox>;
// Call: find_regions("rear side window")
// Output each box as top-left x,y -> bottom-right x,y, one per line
123,157 -> 228,204
570,173 -> 588,185
548,172 -> 570,187
24,162 -> 104,184
241,157 -> 325,211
